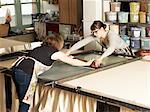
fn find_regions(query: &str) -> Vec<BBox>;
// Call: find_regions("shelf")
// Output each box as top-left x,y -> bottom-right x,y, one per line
111,22 -> 150,26
118,0 -> 142,2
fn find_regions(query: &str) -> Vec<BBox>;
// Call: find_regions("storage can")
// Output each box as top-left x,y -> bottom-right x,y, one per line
129,2 -> 140,14
105,12 -> 117,22
131,37 -> 141,49
130,13 -> 139,23
118,12 -> 129,23
141,37 -> 150,50
139,12 -> 146,23
131,27 -> 141,37
110,2 -> 121,12
147,13 -> 150,24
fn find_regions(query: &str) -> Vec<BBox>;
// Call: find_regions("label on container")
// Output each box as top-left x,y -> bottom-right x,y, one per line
115,7 -> 120,12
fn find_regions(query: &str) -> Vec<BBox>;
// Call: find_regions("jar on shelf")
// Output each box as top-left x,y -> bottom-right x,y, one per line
118,12 -> 129,23
139,12 -> 146,23
129,2 -> 140,14
105,12 -> 117,22
110,2 -> 121,12
130,13 -> 139,23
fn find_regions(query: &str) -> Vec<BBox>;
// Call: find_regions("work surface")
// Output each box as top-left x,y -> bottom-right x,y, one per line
38,51 -> 150,110
38,51 -> 139,82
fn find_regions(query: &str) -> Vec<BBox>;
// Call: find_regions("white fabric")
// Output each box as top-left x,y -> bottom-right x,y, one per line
32,85 -> 97,112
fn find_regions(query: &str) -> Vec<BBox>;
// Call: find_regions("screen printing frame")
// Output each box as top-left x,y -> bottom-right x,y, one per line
37,50 -> 150,111
39,50 -> 140,83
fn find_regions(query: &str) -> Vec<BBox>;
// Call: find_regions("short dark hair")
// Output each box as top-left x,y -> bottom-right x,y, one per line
90,20 -> 107,31
42,34 -> 64,50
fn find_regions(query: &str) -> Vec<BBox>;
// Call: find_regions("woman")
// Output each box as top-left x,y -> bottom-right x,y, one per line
12,34 -> 93,112
66,20 -> 134,67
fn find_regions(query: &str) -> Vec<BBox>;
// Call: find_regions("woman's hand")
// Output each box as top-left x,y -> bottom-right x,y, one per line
65,50 -> 71,56
94,59 -> 103,68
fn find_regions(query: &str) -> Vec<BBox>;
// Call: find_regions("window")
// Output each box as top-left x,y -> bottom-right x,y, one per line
0,0 -> 16,26
21,0 -> 37,25
0,0 -> 39,28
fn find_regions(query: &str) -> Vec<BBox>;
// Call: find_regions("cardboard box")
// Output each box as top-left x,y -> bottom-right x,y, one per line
0,24 -> 9,37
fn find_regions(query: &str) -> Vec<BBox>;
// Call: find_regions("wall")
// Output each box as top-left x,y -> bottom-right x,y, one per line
83,0 -> 103,51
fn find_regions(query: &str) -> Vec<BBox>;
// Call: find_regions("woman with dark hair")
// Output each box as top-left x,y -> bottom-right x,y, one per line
66,20 -> 134,67
12,34 -> 93,112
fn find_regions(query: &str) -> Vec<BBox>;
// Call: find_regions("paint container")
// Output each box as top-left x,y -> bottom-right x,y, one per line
146,26 -> 150,37
118,12 -> 129,23
110,2 -> 121,12
141,37 -> 150,50
131,27 -> 141,37
130,13 -> 139,23
141,27 -> 146,37
148,2 -> 150,13
129,2 -> 140,14
139,12 -> 146,23
147,13 -> 150,24
131,37 -> 141,49
121,35 -> 130,46
105,12 -> 117,22
120,25 -> 127,36
110,24 -> 119,35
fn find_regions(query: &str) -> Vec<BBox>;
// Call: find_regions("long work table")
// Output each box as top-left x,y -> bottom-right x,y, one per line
0,49 -> 150,112
38,50 -> 150,111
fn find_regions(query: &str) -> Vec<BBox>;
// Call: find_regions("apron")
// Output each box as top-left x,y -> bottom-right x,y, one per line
12,56 -> 52,105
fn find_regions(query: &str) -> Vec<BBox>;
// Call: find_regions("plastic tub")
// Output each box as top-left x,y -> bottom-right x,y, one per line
148,2 -> 150,13
129,2 -> 140,14
121,35 -> 130,46
141,27 -> 146,37
130,13 -> 139,23
130,27 -> 141,37
141,38 -> 150,50
118,12 -> 129,23
146,26 -> 150,37
110,2 -> 121,12
105,12 -> 117,22
139,12 -> 146,23
131,37 -> 141,49
147,13 -> 150,24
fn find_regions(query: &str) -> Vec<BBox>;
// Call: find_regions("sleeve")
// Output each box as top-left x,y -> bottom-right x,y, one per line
99,31 -> 117,60
100,46 -> 115,60
51,51 -> 92,66
67,36 -> 97,54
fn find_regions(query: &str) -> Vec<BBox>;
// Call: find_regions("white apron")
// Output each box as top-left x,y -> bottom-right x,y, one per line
13,56 -> 52,105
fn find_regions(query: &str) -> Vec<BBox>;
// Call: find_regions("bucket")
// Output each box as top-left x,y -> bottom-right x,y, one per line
131,37 -> 141,49
141,38 -> 150,50
146,26 -> 150,37
130,13 -> 139,23
129,2 -> 140,14
110,2 -> 121,12
120,25 -> 127,35
105,12 -> 117,22
139,12 -> 146,23
121,35 -> 130,46
131,27 -> 141,37
147,13 -> 150,24
148,2 -> 150,13
141,27 -> 146,37
118,12 -> 129,23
